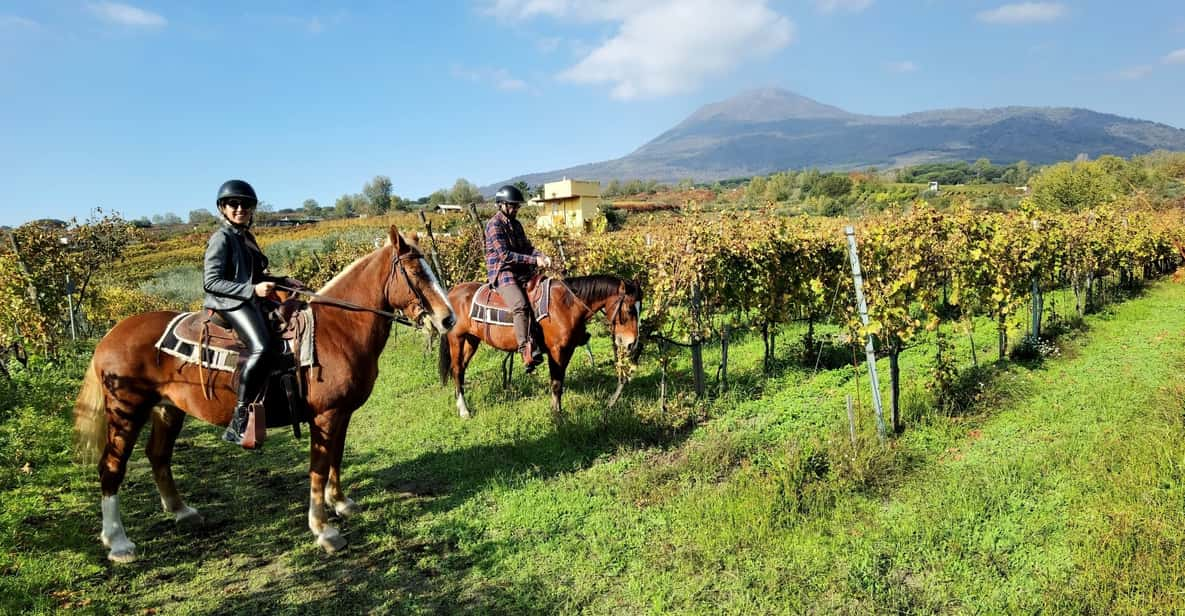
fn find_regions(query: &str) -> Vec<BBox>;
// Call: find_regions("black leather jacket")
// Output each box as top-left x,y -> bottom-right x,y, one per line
202,220 -> 275,311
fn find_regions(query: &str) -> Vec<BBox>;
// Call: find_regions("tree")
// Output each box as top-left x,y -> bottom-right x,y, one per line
814,174 -> 854,199
427,189 -> 449,207
302,198 -> 320,216
513,181 -> 530,195
362,175 -> 393,215
973,158 -> 992,182
334,194 -> 357,218
152,213 -> 182,225
188,209 -> 216,225
1027,161 -> 1122,212
745,175 -> 768,203
764,171 -> 796,202
2,212 -> 140,352
449,178 -> 481,205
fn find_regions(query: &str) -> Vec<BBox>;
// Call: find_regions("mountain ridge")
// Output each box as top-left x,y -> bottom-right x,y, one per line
486,88 -> 1185,191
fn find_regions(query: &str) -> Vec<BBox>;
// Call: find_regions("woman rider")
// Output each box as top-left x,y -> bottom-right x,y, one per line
202,179 -> 304,447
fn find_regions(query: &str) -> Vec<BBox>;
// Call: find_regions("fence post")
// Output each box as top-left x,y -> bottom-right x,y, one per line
690,282 -> 705,398
844,226 -> 887,442
466,203 -> 482,229
65,274 -> 76,342
1030,219 -> 1042,339
718,324 -> 729,396
418,210 -> 448,287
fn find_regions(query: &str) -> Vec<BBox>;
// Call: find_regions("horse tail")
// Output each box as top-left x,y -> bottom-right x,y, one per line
438,332 -> 452,386
73,356 -> 108,465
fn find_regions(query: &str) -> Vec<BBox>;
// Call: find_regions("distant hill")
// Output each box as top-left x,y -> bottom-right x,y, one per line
489,88 -> 1185,190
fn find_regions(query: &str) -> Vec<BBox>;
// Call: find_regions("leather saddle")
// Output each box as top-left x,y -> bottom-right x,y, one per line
154,299 -> 316,439
470,275 -> 553,326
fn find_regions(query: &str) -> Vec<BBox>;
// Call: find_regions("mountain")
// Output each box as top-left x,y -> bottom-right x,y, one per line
489,88 -> 1185,190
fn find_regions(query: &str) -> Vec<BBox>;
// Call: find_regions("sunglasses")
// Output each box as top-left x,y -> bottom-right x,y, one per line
222,199 -> 256,211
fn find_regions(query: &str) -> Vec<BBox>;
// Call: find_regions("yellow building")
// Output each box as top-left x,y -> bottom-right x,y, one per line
531,178 -> 601,232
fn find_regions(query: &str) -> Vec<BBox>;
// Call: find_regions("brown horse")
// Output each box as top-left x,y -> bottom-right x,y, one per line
438,275 -> 642,419
73,226 -> 455,562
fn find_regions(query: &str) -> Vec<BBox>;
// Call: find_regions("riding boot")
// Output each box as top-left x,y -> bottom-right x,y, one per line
520,338 -> 544,374
222,401 -> 252,446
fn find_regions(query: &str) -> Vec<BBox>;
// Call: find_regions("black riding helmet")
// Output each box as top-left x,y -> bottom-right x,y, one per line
494,185 -> 526,205
216,179 -> 258,206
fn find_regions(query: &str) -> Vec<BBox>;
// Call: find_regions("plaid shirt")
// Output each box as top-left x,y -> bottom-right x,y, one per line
484,210 -> 541,287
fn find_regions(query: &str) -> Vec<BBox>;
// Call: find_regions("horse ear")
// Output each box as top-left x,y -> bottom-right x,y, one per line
389,225 -> 408,253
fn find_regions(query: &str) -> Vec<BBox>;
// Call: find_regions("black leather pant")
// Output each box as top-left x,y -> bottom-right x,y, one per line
218,301 -> 274,406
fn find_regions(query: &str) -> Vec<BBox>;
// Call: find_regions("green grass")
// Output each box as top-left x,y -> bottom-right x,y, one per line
4,281 -> 1185,614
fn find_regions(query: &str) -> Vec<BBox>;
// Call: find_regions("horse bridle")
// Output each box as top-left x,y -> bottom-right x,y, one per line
386,251 -> 434,325
277,249 -> 431,328
606,284 -> 640,341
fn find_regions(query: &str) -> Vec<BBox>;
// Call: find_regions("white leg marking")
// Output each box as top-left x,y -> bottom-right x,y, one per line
101,495 -> 137,562
324,487 -> 357,517
308,502 -> 327,536
173,505 -> 203,525
457,392 -> 471,418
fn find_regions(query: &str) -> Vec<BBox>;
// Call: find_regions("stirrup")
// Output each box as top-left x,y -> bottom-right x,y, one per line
521,343 -> 543,373
222,404 -> 260,450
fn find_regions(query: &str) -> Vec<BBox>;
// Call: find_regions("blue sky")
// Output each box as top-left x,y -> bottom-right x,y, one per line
1,0 -> 1183,226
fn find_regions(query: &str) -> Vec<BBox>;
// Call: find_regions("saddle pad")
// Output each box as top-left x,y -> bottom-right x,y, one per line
154,309 -> 317,373
469,278 -> 552,326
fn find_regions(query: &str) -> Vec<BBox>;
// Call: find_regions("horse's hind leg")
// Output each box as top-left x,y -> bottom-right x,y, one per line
99,395 -> 151,563
325,412 -> 356,517
145,405 -> 202,527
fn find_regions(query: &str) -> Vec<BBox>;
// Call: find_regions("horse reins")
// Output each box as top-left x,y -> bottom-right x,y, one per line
276,253 -> 427,328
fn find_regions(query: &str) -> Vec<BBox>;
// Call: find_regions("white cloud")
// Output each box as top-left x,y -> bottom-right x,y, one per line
451,65 -> 529,92
1112,65 -> 1153,80
976,3 -> 1066,25
86,2 -> 166,28
0,15 -> 40,29
1163,49 -> 1185,64
484,0 -> 642,22
492,69 -> 527,91
815,0 -> 873,14
886,60 -> 918,73
529,0 -> 794,100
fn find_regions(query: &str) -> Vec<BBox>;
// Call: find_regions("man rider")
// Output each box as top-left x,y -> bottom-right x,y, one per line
483,185 -> 552,372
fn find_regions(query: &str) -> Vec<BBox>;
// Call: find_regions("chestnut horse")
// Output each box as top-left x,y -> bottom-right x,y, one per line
438,275 -> 642,419
73,226 -> 455,562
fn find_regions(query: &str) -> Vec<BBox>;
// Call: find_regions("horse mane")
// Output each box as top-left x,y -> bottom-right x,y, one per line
318,231 -> 423,294
565,274 -> 638,304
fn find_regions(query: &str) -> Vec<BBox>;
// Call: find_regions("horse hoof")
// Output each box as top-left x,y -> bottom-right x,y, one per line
458,409 -> 471,419
108,545 -> 137,563
332,499 -> 357,518
317,527 -> 347,553
175,507 -> 204,528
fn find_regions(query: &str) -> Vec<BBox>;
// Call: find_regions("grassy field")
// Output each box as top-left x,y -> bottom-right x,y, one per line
3,278 -> 1185,614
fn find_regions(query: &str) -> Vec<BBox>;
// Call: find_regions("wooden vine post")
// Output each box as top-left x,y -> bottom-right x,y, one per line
418,210 -> 448,287
1030,218 -> 1042,339
844,225 -> 887,442
690,281 -> 705,398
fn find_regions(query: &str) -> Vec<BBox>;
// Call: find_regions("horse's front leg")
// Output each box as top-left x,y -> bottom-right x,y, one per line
547,344 -> 574,423
454,335 -> 480,419
325,411 -> 356,518
308,411 -> 347,553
